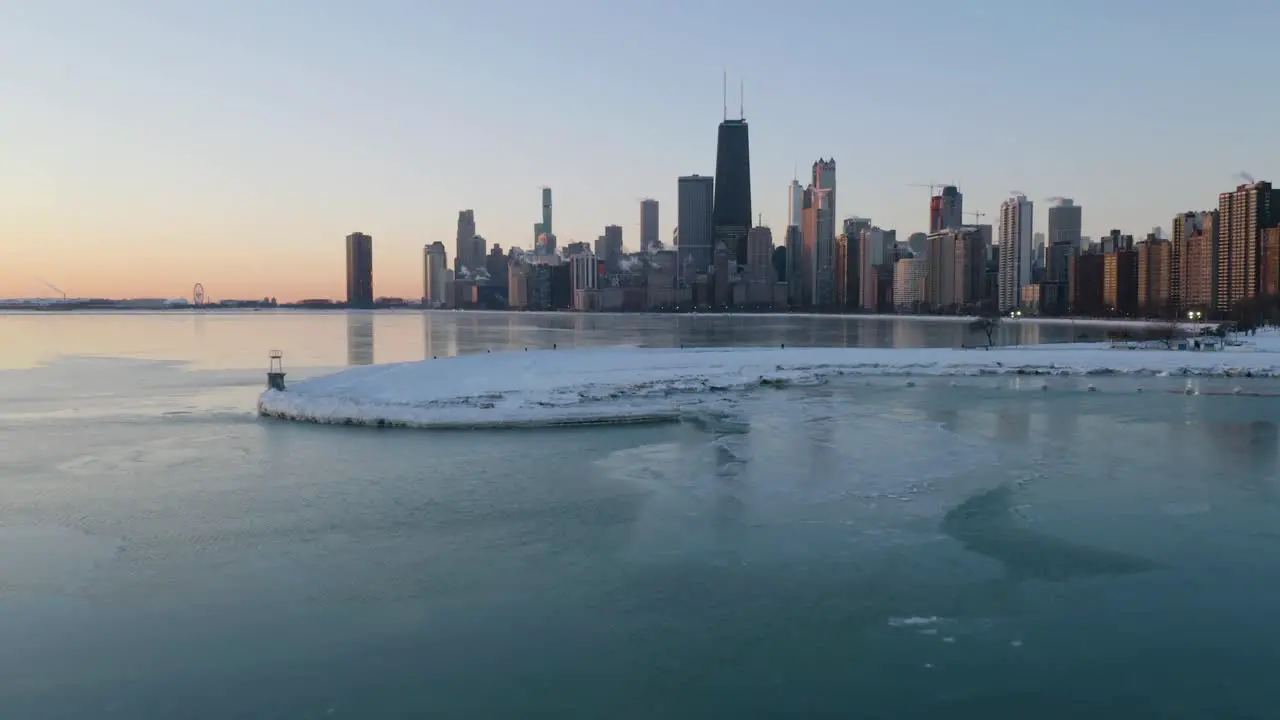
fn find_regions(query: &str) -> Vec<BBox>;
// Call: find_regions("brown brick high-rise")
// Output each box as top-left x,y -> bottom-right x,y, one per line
1215,181 -> 1280,312
1137,237 -> 1170,317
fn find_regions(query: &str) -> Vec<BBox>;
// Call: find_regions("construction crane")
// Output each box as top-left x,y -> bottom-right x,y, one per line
907,182 -> 953,196
906,181 -> 957,196
35,277 -> 66,299
964,210 -> 987,224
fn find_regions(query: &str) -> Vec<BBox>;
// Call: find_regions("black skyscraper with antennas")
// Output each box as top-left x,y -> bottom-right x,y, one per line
713,78 -> 752,264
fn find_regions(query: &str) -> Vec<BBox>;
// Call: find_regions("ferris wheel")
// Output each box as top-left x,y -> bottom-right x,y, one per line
193,283 -> 206,307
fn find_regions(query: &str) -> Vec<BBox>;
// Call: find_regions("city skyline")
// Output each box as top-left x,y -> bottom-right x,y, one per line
4,1 -> 1279,301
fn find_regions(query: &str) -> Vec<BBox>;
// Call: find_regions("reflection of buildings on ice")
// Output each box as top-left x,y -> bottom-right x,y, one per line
860,318 -> 894,348
421,312 -> 458,360
1014,321 -> 1042,347
996,405 -> 1031,443
1043,392 -> 1079,441
1206,420 -> 1279,477
346,312 -> 374,366
891,319 -> 927,348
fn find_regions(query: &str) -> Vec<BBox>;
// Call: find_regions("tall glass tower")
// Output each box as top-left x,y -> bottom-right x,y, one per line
713,118 -> 752,263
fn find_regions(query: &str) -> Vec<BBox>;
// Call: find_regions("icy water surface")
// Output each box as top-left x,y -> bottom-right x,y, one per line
2,311 -> 1280,718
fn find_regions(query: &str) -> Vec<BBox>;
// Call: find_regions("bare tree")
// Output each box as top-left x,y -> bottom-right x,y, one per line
1151,312 -> 1187,349
969,308 -> 1002,349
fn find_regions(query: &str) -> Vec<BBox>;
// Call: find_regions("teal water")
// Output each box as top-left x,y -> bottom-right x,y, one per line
1,312 -> 1278,718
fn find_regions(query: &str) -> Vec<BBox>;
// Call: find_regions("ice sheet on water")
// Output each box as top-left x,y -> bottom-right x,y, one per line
257,333 -> 1280,429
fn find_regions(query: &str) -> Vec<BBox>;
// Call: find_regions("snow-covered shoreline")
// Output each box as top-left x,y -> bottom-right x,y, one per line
257,331 -> 1280,429
419,308 -> 1213,330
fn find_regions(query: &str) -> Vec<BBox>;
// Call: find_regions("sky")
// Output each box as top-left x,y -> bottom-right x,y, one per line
3,0 -> 1279,301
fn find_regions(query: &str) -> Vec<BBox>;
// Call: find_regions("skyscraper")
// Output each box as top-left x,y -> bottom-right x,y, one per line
745,226 -> 773,283
640,198 -> 659,253
677,174 -> 715,287
345,232 -> 373,308
713,118 -> 752,263
785,225 -> 803,306
602,224 -> 624,273
423,241 -> 448,307
997,194 -> 1033,313
812,159 -> 836,225
843,217 -> 871,243
929,186 -> 962,233
787,180 -> 804,228
810,159 -> 837,306
1044,198 -> 1082,314
1047,199 -> 1082,269
456,210 -> 476,272
542,187 -> 553,235
532,188 -> 552,243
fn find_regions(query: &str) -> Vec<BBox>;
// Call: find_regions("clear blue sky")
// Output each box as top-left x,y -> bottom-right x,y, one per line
3,0 -> 1278,299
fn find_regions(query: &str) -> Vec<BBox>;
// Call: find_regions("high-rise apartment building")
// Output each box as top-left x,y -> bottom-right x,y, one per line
1171,211 -> 1203,309
1215,181 -> 1280,312
1070,253 -> 1106,317
929,186 -> 962,233
640,199 -> 659,254
1103,249 -> 1139,315
1174,211 -> 1217,312
423,241 -> 448,307
345,232 -> 373,308
677,174 -> 715,287
925,228 -> 985,310
1136,238 -> 1171,315
1263,227 -> 1280,298
997,194 -> 1034,313
456,210 -> 477,271
893,257 -> 927,311
713,118 -> 752,262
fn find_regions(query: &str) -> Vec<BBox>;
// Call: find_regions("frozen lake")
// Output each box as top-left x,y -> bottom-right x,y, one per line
2,311 -> 1279,718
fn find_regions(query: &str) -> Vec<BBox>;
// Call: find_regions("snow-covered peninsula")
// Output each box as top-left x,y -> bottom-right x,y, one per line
257,331 -> 1280,429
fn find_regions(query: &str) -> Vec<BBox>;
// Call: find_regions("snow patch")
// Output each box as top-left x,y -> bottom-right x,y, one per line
888,616 -> 942,628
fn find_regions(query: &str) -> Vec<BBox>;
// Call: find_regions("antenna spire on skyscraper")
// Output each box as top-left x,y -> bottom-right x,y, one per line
722,70 -> 727,121
739,79 -> 744,119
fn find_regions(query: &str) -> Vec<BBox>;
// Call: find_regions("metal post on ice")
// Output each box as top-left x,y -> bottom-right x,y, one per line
267,350 -> 286,391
